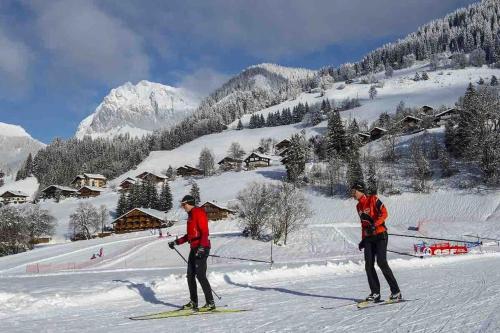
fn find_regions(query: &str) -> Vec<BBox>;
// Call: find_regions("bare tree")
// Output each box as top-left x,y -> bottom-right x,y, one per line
69,203 -> 100,240
99,205 -> 109,234
236,182 -> 273,239
227,142 -> 246,159
268,183 -> 311,245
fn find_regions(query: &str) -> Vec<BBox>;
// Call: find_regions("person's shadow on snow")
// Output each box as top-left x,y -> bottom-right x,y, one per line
113,279 -> 180,308
223,275 -> 362,303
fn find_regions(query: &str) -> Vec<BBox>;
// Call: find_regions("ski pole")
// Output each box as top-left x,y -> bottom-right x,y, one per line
173,247 -> 222,300
388,233 -> 482,245
387,249 -> 424,259
209,254 -> 274,264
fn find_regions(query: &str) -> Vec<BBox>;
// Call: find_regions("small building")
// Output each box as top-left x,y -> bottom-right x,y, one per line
201,201 -> 236,221
218,157 -> 243,171
369,127 -> 387,141
71,173 -> 107,188
399,115 -> 422,131
274,139 -> 291,153
434,108 -> 459,125
119,177 -> 137,192
136,171 -> 168,184
356,132 -> 371,144
77,186 -> 104,198
176,165 -> 204,177
244,152 -> 272,169
278,148 -> 289,158
112,208 -> 176,233
420,105 -> 434,115
0,190 -> 29,204
41,185 -> 78,200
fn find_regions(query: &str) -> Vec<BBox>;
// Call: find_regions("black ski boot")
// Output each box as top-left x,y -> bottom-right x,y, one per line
365,293 -> 381,302
389,292 -> 402,301
181,300 -> 198,311
198,302 -> 216,312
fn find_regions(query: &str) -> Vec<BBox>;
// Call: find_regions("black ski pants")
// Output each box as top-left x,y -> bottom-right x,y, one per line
187,248 -> 214,305
363,232 -> 400,295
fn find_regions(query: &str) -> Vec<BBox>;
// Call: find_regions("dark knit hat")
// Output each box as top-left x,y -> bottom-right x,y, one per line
351,182 -> 365,193
181,195 -> 196,206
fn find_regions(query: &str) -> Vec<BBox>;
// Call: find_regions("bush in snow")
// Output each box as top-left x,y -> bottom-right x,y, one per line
470,48 -> 486,67
384,65 -> 394,78
236,182 -> 274,240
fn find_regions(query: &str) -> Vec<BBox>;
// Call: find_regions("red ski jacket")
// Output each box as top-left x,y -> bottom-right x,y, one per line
356,194 -> 388,239
176,207 -> 211,249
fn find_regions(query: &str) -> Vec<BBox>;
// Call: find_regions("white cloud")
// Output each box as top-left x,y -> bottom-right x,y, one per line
33,0 -> 149,86
178,68 -> 231,99
0,28 -> 31,98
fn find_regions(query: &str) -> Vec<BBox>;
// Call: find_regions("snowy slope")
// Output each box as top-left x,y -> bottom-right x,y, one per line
0,122 -> 45,175
230,63 -> 500,128
75,80 -> 199,139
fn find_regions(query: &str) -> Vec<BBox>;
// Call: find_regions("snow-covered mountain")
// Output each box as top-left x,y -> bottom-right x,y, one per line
75,80 -> 199,139
0,122 -> 45,175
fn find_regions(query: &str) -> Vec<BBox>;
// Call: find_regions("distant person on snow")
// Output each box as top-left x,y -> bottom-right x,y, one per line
168,195 -> 215,312
351,183 -> 402,302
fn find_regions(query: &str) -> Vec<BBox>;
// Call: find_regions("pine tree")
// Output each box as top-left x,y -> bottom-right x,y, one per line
366,159 -> 378,195
284,132 -> 309,183
310,106 -> 322,126
478,77 -> 485,85
421,72 -> 429,80
326,110 -> 347,159
413,72 -> 421,81
346,153 -> 364,191
166,165 -> 174,179
158,182 -> 173,212
116,191 -> 128,217
190,183 -> 201,205
369,85 -> 377,99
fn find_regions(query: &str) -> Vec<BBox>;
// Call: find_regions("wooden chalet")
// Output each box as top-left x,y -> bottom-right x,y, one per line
218,157 -> 243,171
77,186 -> 104,198
420,105 -> 434,115
0,190 -> 29,204
201,201 -> 236,221
275,139 -> 291,152
356,132 -> 371,144
278,148 -> 289,158
136,171 -> 168,184
399,115 -> 422,131
41,185 -> 78,200
112,208 -> 175,233
244,152 -> 272,169
71,173 -> 107,188
119,177 -> 137,192
369,127 -> 387,141
434,108 -> 459,125
176,165 -> 204,177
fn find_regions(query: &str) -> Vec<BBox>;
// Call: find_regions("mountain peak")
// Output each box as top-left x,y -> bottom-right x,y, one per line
75,80 -> 199,139
0,122 -> 31,138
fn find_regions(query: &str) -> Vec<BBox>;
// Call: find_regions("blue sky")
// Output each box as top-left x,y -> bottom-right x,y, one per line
0,0 -> 478,143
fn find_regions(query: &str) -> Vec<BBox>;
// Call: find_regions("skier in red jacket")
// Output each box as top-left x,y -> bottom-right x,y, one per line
169,195 -> 215,311
351,183 -> 401,303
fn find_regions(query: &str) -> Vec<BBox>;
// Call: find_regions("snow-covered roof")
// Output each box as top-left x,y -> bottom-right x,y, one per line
78,186 -> 105,192
400,115 -> 422,123
202,201 -> 236,213
41,185 -> 78,192
1,190 -> 29,197
370,127 -> 387,133
184,165 -> 203,171
218,157 -> 243,164
357,132 -> 371,138
137,171 -> 167,179
435,108 -> 459,118
112,207 -> 169,223
245,152 -> 272,161
120,177 -> 137,184
83,173 -> 107,180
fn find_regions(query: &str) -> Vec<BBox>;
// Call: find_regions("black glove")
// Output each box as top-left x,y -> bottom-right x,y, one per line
365,224 -> 375,236
168,241 -> 176,249
195,247 -> 208,259
358,240 -> 365,251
